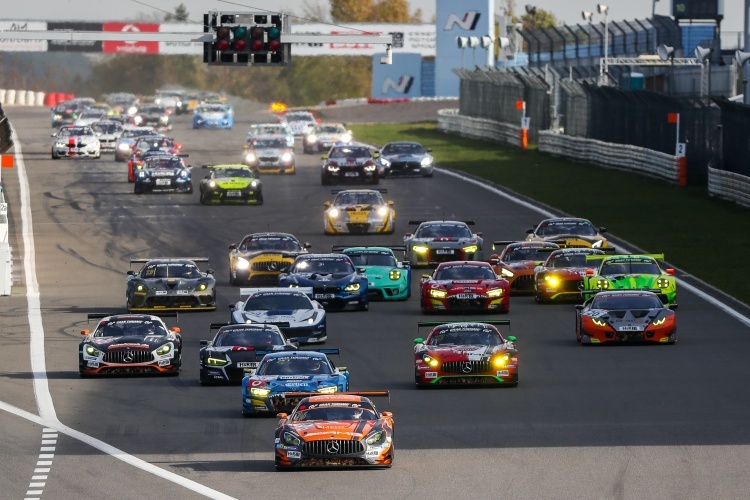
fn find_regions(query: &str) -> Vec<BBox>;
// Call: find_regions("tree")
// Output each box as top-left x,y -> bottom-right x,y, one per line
301,0 -> 330,22
520,8 -> 557,31
331,0 -> 375,22
372,0 -> 411,22
164,3 -> 189,22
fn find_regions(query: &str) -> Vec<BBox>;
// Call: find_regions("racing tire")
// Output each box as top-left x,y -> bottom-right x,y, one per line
185,182 -> 194,194
359,301 -> 369,311
51,151 -> 59,160
199,191 -> 208,205
422,171 -> 434,178
134,184 -> 144,195
94,152 -> 101,159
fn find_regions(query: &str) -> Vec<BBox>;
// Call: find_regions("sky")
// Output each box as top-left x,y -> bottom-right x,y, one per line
3,0 -> 745,36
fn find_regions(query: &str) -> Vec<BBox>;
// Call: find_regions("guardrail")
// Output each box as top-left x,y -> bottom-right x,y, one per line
708,167 -> 750,209
437,109 -> 521,147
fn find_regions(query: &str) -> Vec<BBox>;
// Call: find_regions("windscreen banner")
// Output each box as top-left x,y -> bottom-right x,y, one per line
47,22 -> 103,52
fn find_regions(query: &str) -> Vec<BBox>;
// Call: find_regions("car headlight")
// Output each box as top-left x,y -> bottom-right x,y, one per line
317,386 -> 337,394
307,317 -> 315,325
653,317 -> 667,326
592,240 -> 603,248
544,275 -> 560,287
281,152 -> 293,162
492,353 -> 510,367
487,288 -> 504,298
421,157 -> 433,166
251,180 -> 259,188
196,283 -> 208,291
160,116 -> 168,123
251,387 -> 271,397
245,153 -> 256,162
206,356 -> 228,366
135,284 -> 148,293
283,432 -> 300,446
413,245 -> 428,254
179,170 -> 188,178
389,269 -> 401,280
380,158 -> 391,166
208,180 -> 216,188
133,116 -> 143,124
236,258 -> 250,270
377,206 -> 389,217
55,142 -> 66,148
592,318 -> 607,327
128,106 -> 137,115
341,134 -> 352,143
463,245 -> 478,253
118,143 -> 130,151
306,135 -> 317,143
422,354 -> 439,367
329,208 -> 340,218
156,344 -> 171,355
595,279 -> 610,290
429,289 -> 447,299
345,283 -> 360,292
366,431 -> 384,445
85,345 -> 101,356
500,268 -> 514,278
364,164 -> 377,172
53,114 -> 63,120
656,277 -> 670,289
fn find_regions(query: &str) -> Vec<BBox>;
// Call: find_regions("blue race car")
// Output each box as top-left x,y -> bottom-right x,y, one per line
334,246 -> 411,301
241,350 -> 349,417
193,103 -> 233,129
278,254 -> 369,311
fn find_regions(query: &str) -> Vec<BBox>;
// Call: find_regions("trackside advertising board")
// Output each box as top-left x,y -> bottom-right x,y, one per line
0,21 -> 47,52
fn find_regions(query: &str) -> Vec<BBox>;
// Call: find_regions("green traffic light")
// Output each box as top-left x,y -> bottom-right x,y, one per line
234,26 -> 247,38
268,27 -> 280,39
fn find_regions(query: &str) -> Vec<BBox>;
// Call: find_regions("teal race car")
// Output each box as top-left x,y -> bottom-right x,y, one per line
199,164 -> 263,205
333,246 -> 411,301
580,253 -> 677,305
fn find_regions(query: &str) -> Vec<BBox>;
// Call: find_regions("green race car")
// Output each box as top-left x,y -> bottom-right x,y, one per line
581,253 -> 677,305
334,246 -> 411,300
199,164 -> 263,205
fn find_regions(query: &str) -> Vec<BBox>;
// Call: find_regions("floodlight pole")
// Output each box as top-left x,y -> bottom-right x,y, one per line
601,10 -> 609,84
745,0 -> 750,104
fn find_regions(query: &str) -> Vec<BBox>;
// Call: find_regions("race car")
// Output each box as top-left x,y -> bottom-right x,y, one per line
274,392 -> 393,469
321,145 -> 380,185
532,248 -> 608,303
243,135 -> 295,175
420,261 -> 509,314
133,104 -> 171,131
241,350 -> 348,416
278,254 -> 369,311
303,123 -> 352,154
133,154 -> 193,194
404,220 -> 484,267
154,89 -> 184,112
377,141 -> 434,178
74,109 -> 107,126
199,323 -> 298,385
581,253 -> 677,305
247,122 -> 294,147
230,287 -> 327,344
323,189 -> 395,234
127,136 -> 182,182
228,232 -> 311,286
414,320 -> 518,386
334,246 -> 411,300
50,125 -> 101,159
193,102 -> 233,129
126,257 -> 216,312
50,100 -> 84,127
90,120 -> 124,153
114,126 -> 158,162
525,217 -> 610,248
489,241 -> 561,294
280,110 -> 318,136
575,290 -> 677,344
79,313 -> 182,377
199,164 -> 263,205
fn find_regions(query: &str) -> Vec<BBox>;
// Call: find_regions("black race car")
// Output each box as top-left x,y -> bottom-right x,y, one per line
126,258 -> 216,312
133,154 -> 193,194
321,145 -> 380,185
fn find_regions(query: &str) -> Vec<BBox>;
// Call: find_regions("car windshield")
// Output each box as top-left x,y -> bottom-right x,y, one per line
536,220 -> 598,236
121,129 -> 155,139
252,138 -> 287,148
137,138 -> 173,149
140,263 -> 202,279
141,106 -> 165,114
94,318 -> 167,338
435,265 -> 496,280
292,258 -> 354,274
244,294 -> 311,311
382,143 -> 425,155
216,168 -> 254,178
428,328 -> 502,346
92,123 -> 122,134
240,236 -> 302,252
292,405 -> 378,422
334,192 -> 383,205
415,223 -> 472,239
214,327 -> 284,348
257,356 -> 332,375
502,247 -> 553,262
80,111 -> 104,119
600,260 -> 661,276
346,252 -> 397,267
592,295 -> 664,310
330,147 -> 370,159
198,105 -> 226,113
145,158 -> 183,170
547,253 -> 599,268
286,113 -> 314,122
59,127 -> 92,137
317,125 -> 345,134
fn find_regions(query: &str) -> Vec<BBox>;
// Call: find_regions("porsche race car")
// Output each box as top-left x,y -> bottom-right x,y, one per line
115,126 -> 158,162
229,232 -> 311,286
533,248 -> 607,303
126,257 -> 216,312
127,136 -> 182,182
581,253 -> 677,305
50,125 -> 101,159
335,246 -> 411,300
133,104 -> 171,131
489,241 -> 560,294
193,103 -> 233,129
303,123 -> 352,154
133,154 -> 192,194
321,145 -> 379,185
526,217 -> 610,248
377,141 -> 434,177
323,189 -> 395,234
420,261 -> 509,313
404,220 -> 484,267
199,164 -> 263,205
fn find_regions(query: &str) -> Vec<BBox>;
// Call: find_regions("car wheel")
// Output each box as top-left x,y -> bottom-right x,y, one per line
199,191 -> 208,205
185,182 -> 193,194
256,193 -> 264,205
229,271 -> 237,286
423,171 -> 433,178
134,184 -> 144,195
360,301 -> 369,311
94,152 -> 101,159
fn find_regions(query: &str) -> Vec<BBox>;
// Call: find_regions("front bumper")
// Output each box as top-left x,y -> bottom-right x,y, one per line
202,187 -> 262,204
275,440 -> 393,468
128,291 -> 216,311
422,295 -> 508,313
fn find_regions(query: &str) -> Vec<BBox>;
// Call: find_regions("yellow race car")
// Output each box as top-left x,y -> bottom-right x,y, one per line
323,189 -> 395,235
228,232 -> 311,286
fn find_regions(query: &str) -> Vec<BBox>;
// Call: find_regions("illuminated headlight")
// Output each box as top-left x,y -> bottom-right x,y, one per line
344,283 -> 360,292
463,245 -> 478,253
179,170 -> 188,178
377,206 -> 389,217
128,106 -> 137,115
317,386 -> 337,394
595,279 -> 610,290
208,180 -> 216,188
283,432 -> 300,446
656,278 -> 670,289
652,317 -> 666,326
364,164 -> 377,172
340,133 -> 352,143
592,240 -> 603,248
245,153 -> 256,162
389,269 -> 401,280
487,288 -> 504,298
500,268 -> 514,278
206,357 -> 228,366
133,116 -> 143,124
327,166 -> 340,172
55,142 -> 66,148
422,354 -> 439,367
85,345 -> 101,356
251,387 -> 271,397
544,275 -> 560,287
492,353 -> 510,367
196,283 -> 208,291
160,116 -> 168,123
236,258 -> 250,270
413,245 -> 428,254
429,289 -> 447,299
306,135 -> 317,143
366,431 -> 384,445
251,180 -> 258,188
281,152 -> 293,162
421,157 -> 433,166
329,208 -> 340,218
53,114 -> 63,120
118,143 -> 130,151
156,344 -> 172,355
592,318 -> 607,327
307,317 -> 315,325
135,284 -> 148,293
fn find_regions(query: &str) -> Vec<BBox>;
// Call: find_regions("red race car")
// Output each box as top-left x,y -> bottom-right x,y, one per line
490,241 -> 559,294
420,261 -> 509,314
414,320 -> 518,387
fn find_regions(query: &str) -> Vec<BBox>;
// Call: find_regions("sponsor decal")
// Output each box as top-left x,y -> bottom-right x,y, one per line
381,75 -> 414,94
287,451 -> 301,459
496,370 -> 510,377
87,361 -> 99,368
425,372 -> 438,378
103,23 -> 159,54
251,381 -> 265,387
443,11 -> 481,31
158,359 -> 170,366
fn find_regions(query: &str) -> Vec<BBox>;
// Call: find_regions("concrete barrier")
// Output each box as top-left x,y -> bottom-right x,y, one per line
708,167 -> 750,208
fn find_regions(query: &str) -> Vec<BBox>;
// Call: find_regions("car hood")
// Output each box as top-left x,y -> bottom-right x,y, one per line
425,344 -> 501,361
249,374 -> 340,391
288,273 -> 357,284
327,157 -> 370,165
252,148 -> 285,156
585,307 -> 664,328
239,309 -> 313,323
135,277 -> 204,288
213,177 -> 255,189
383,153 -> 427,161
505,261 -> 541,270
289,420 -> 380,439
432,279 -> 499,290
542,267 -> 592,278
89,335 -> 171,350
197,111 -> 228,118
601,275 -> 659,289
412,237 -> 475,244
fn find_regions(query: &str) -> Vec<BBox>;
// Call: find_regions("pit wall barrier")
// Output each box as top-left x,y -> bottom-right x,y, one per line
0,89 -> 47,106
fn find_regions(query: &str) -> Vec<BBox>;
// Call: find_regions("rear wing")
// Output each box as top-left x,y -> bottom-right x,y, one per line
418,320 -> 510,328
240,287 -> 313,297
331,189 -> 388,194
331,245 -> 406,253
492,240 -> 519,251
585,253 -> 664,262
130,257 -> 210,264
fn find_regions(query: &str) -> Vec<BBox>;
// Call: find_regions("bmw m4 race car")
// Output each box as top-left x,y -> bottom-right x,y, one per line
420,261 -> 509,314
323,189 -> 395,235
303,123 -> 352,154
278,254 -> 369,311
335,246 -> 411,300
229,233 -> 311,286
79,313 -> 182,377
581,254 -> 677,305
230,288 -> 327,344
241,350 -> 349,416
199,323 -> 298,384
414,320 -> 518,387
533,248 -> 608,303
404,220 -> 484,267
526,217 -> 610,249
274,393 -> 393,469
321,145 -> 380,185
280,110 -> 317,136
133,155 -> 192,194
126,258 -> 216,312
489,241 -> 561,294
193,103 -> 233,129
50,125 -> 101,159
377,141 -> 434,178
576,290 -> 677,344
243,135 -> 295,174
247,123 -> 294,147
199,164 -> 263,205
91,120 -> 124,153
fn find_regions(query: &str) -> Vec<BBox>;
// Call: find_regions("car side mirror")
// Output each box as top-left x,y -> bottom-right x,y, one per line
506,336 -> 517,342
200,340 -> 208,347
127,270 -> 136,276
404,233 -> 412,238
50,133 -> 56,137
81,329 -> 90,335
414,337 -> 424,344
338,366 -> 347,372
666,268 -> 675,275
373,152 -> 380,158
277,413 -> 288,419
477,231 -> 483,237
323,201 -> 331,207
575,305 -> 584,310
599,227 -> 607,233
243,144 -> 248,149
321,155 -> 328,160
171,327 -> 181,333
387,200 -> 394,206
422,274 -> 430,279
206,269 -> 214,275
489,258 -> 499,265
526,228 -> 534,234
669,304 -> 679,310
357,268 -> 366,274
381,411 -> 393,418
426,148 -> 433,152
304,242 -> 312,249
229,243 -> 238,250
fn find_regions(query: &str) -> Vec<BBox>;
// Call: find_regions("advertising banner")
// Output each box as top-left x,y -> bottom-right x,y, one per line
0,21 -> 47,52
435,0 -> 495,96
158,22 -> 204,55
291,23 -> 434,57
47,22 -> 103,52
103,22 -> 159,54
371,53 -> 423,99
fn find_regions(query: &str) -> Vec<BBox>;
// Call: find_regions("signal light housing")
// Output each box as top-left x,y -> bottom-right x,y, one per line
203,11 -> 290,66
